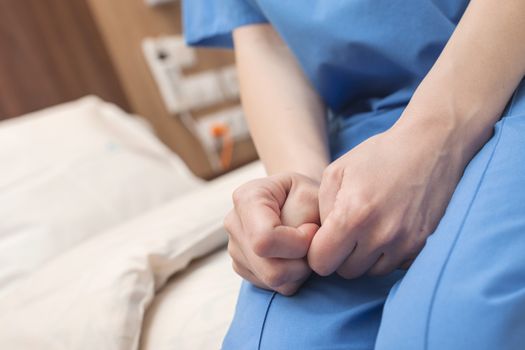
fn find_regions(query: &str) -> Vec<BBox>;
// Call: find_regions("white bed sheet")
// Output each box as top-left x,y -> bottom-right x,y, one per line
0,96 -> 265,350
141,248 -> 240,350
0,161 -> 264,350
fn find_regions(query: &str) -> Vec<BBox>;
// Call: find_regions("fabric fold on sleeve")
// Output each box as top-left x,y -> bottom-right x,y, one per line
182,0 -> 268,49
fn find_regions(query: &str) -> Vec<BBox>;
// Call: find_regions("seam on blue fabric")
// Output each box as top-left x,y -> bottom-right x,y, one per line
423,117 -> 507,350
257,292 -> 277,350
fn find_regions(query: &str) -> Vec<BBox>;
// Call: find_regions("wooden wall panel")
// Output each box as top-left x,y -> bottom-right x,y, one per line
0,0 -> 129,119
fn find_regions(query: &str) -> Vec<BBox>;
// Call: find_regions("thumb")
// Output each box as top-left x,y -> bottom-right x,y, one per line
318,167 -> 342,224
297,223 -> 319,247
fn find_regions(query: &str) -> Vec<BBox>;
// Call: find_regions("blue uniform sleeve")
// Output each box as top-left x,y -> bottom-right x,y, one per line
182,0 -> 268,49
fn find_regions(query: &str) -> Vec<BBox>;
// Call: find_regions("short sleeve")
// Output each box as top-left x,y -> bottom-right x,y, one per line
182,0 -> 268,49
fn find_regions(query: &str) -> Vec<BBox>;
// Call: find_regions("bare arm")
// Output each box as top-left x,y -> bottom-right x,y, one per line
309,0 -> 525,277
233,24 -> 329,181
400,0 -> 525,153
225,25 -> 329,295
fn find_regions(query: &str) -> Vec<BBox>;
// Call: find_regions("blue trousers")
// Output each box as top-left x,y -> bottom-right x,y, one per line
223,79 -> 525,350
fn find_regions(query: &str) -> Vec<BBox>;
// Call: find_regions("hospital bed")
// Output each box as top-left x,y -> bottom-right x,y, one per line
0,96 -> 262,350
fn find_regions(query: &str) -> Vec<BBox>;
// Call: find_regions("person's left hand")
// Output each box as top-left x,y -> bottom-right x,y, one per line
307,121 -> 466,278
225,173 -> 321,295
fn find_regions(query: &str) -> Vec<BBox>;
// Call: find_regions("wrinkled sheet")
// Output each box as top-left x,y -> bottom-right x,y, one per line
0,161 -> 264,350
0,96 -> 264,350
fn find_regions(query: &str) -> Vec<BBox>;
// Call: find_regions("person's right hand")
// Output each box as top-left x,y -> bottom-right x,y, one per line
225,173 -> 320,295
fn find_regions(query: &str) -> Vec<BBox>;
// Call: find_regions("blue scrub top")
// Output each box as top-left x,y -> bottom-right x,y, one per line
182,0 -> 469,116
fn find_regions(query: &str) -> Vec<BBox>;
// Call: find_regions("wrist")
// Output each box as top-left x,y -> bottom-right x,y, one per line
265,158 -> 327,183
395,73 -> 498,165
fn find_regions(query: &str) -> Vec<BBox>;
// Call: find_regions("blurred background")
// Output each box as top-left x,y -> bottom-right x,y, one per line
0,0 -> 257,179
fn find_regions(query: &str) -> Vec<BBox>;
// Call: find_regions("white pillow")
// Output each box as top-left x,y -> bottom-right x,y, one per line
0,161 -> 265,350
0,96 -> 202,296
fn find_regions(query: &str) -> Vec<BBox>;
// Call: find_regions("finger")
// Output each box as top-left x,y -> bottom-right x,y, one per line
224,211 -> 247,264
398,238 -> 426,270
239,201 -> 316,258
233,258 -> 309,296
336,240 -> 383,279
253,257 -> 311,290
274,272 -> 311,296
234,176 -> 318,259
228,214 -> 312,288
280,176 -> 320,228
258,225 -> 316,259
366,253 -> 385,276
223,210 -> 237,234
231,242 -> 311,296
227,211 -> 312,292
227,234 -> 249,269
370,238 -> 424,274
397,247 -> 422,270
228,206 -> 310,259
231,260 -> 267,290
297,222 -> 319,244
308,208 -> 361,276
399,258 -> 415,270
226,212 -> 259,273
228,235 -> 269,289
367,251 -> 406,276
318,165 -> 344,223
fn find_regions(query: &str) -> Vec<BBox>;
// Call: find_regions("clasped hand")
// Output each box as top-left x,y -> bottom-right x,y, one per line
225,127 -> 462,295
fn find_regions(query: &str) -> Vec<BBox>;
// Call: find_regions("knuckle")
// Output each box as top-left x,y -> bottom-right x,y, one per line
350,197 -> 374,225
314,265 -> 331,277
329,197 -> 374,231
223,211 -> 235,232
378,230 -> 398,248
329,205 -> 350,229
376,220 -> 410,250
336,265 -> 362,280
262,267 -> 287,289
368,264 -> 393,277
251,233 -> 274,257
294,185 -> 316,205
405,237 -> 426,257
308,258 -> 333,277
233,180 -> 273,207
231,187 -> 246,206
226,240 -> 236,257
275,284 -> 298,296
231,261 -> 243,276
400,259 -> 415,270
232,181 -> 259,202
279,171 -> 296,180
322,164 -> 342,183
366,268 -> 382,277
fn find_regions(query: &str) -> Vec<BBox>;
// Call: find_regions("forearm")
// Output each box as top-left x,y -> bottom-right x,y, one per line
233,25 -> 329,181
397,0 -> 525,162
